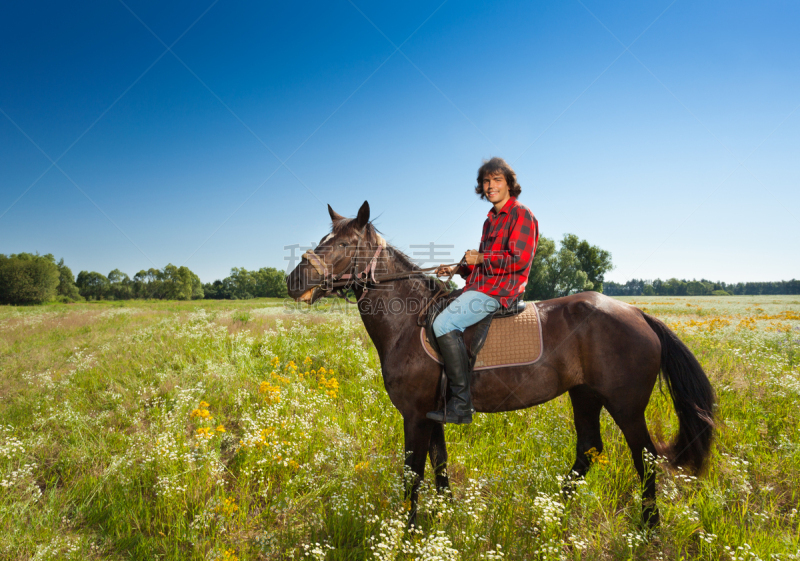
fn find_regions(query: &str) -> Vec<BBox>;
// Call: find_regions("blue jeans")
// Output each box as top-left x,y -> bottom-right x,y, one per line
433,290 -> 500,338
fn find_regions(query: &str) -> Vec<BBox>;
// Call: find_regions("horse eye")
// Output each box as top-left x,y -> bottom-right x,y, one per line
338,242 -> 347,247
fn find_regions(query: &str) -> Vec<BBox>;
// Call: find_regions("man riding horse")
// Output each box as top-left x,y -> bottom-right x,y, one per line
288,170 -> 714,527
427,157 -> 539,425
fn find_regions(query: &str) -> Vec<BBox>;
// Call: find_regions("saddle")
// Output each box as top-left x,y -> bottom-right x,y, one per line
423,290 -> 540,371
422,290 -> 543,411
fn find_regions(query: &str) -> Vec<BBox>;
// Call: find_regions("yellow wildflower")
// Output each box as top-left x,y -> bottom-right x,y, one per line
737,317 -> 757,331
215,497 -> 239,516
317,374 -> 339,398
585,447 -> 608,465
214,549 -> 238,561
259,380 -> 281,403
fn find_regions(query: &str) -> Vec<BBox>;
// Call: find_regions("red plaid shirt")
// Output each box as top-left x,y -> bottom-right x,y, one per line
460,197 -> 538,307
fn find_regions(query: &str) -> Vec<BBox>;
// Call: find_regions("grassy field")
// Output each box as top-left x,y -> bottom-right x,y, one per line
1,295 -> 799,560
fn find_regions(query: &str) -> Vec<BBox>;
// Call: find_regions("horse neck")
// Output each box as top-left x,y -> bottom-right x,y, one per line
354,245 -> 436,358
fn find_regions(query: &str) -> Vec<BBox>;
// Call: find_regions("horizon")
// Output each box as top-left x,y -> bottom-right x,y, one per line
7,247 -> 796,289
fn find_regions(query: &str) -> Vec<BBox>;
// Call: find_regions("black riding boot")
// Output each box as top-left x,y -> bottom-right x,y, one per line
426,331 -> 473,424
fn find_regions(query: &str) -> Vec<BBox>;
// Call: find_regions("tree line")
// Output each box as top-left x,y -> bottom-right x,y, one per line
0,253 -> 288,304
0,234 -> 607,305
604,278 -> 800,297
76,266 -> 205,301
203,267 -> 288,300
3,236 -> 796,305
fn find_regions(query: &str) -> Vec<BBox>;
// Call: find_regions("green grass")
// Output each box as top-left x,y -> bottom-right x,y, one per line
1,296 -> 799,560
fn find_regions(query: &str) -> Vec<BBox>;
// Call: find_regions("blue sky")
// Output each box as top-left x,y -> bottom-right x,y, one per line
1,0 -> 798,284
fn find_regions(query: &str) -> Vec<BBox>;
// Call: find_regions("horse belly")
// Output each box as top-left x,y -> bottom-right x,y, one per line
471,363 -> 564,412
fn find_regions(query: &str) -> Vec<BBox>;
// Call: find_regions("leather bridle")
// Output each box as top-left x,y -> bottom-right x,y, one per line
300,238 -> 463,321
301,238 -> 384,300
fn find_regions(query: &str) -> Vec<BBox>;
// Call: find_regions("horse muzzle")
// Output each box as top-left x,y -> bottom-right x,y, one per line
295,285 -> 328,304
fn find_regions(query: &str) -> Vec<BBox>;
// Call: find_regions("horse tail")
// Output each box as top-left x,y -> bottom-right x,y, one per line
640,311 -> 715,473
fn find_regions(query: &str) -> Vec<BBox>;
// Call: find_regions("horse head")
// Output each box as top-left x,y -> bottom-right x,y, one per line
286,200 -> 385,304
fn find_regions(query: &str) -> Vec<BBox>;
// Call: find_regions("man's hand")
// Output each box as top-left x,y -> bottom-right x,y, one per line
464,250 -> 484,266
435,265 -> 455,277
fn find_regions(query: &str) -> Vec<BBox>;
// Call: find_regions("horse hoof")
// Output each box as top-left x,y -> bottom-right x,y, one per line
435,483 -> 451,496
560,473 -> 583,501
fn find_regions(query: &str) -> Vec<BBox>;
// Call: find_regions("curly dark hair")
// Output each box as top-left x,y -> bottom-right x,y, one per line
474,157 -> 522,200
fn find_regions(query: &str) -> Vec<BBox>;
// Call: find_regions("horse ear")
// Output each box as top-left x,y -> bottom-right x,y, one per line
328,204 -> 344,222
356,201 -> 370,229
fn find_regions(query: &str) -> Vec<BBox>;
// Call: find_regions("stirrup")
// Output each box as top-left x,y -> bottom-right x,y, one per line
426,408 -> 473,425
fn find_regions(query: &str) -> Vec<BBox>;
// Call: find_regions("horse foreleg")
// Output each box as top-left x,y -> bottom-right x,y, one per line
428,422 -> 449,494
563,386 -> 604,499
403,415 -> 434,528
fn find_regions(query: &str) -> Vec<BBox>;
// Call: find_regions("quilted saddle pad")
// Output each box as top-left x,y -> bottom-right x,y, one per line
421,302 -> 543,370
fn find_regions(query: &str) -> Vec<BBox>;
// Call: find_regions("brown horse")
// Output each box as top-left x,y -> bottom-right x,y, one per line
286,201 -> 715,527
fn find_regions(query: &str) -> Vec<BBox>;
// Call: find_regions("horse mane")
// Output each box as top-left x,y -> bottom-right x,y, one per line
385,245 -> 442,293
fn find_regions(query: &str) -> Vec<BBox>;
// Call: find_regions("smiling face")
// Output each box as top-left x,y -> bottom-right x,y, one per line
483,172 -> 511,210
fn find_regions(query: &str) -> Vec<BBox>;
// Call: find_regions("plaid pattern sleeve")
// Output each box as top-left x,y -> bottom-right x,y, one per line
463,197 -> 538,307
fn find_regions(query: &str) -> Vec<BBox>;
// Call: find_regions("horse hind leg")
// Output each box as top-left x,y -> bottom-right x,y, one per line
610,410 -> 660,528
563,386 -> 605,498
